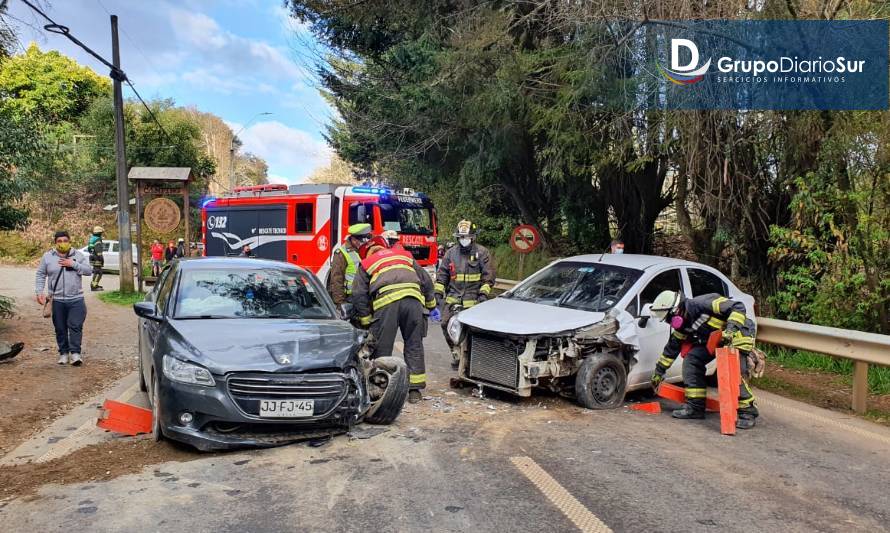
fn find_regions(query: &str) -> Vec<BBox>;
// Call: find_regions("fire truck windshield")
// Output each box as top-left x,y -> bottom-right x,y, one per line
379,203 -> 434,235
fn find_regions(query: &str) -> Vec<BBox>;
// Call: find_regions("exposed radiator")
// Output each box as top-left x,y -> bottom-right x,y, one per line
468,334 -> 521,389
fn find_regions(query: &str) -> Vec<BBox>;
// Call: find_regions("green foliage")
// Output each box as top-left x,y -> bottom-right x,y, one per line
97,290 -> 145,307
0,106 -> 43,228
0,294 -> 14,319
0,230 -> 43,263
490,244 -> 554,281
0,44 -> 110,124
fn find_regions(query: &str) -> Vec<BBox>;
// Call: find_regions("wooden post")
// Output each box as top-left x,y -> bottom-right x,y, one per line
111,15 -> 134,293
852,361 -> 869,414
135,181 -> 143,293
518,253 -> 525,280
182,182 -> 190,257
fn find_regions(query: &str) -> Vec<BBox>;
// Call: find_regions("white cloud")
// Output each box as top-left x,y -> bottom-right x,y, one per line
236,121 -> 332,184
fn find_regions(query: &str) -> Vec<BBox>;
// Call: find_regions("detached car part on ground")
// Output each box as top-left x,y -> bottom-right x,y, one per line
135,258 -> 408,451
449,255 -> 756,409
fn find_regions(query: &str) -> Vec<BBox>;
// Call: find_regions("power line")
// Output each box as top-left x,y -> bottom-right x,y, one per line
18,0 -> 173,143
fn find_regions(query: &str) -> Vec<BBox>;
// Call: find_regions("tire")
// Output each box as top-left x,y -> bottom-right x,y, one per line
575,352 -> 628,409
363,356 -> 409,425
150,372 -> 164,442
137,340 -> 147,392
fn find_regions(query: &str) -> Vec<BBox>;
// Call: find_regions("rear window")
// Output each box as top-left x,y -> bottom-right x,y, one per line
688,268 -> 728,297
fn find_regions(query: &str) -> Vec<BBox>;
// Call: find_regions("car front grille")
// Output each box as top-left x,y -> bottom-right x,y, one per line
468,333 -> 521,389
227,372 -> 348,417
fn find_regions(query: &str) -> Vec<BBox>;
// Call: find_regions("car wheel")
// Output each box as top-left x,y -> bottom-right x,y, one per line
150,372 -> 164,442
363,356 -> 409,425
137,339 -> 147,392
575,352 -> 627,409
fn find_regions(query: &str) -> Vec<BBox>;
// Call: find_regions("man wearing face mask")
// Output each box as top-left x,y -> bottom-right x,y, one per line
648,290 -> 759,429
435,220 -> 496,366
35,231 -> 92,366
609,239 -> 625,254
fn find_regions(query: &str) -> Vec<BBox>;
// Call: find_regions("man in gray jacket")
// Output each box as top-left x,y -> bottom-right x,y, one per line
35,230 -> 92,366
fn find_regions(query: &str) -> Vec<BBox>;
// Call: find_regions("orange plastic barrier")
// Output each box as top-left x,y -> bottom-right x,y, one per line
96,399 -> 153,436
657,383 -> 721,412
629,401 -> 662,414
715,347 -> 741,435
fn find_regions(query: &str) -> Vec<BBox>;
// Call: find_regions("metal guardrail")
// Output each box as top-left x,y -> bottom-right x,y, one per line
494,278 -> 890,414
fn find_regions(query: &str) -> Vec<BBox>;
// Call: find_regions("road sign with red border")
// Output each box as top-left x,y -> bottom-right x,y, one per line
510,224 -> 540,254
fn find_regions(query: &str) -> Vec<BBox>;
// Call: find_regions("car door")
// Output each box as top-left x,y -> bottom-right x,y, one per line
142,266 -> 176,378
105,241 -> 119,270
627,268 -> 686,385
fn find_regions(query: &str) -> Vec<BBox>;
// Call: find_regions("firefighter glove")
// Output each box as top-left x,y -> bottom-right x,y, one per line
477,293 -> 487,304
429,308 -> 441,322
650,367 -> 666,390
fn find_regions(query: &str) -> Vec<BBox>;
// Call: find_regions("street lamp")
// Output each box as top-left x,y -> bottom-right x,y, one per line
230,112 -> 272,192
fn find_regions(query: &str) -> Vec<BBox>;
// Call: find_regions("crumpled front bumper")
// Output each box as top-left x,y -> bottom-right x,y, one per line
156,370 -> 366,452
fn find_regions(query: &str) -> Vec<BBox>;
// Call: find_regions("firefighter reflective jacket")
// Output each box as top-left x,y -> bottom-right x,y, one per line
352,248 -> 436,326
435,243 -> 496,308
327,243 -> 360,305
656,293 -> 756,371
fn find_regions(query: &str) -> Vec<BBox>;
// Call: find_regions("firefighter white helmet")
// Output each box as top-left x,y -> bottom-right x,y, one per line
650,290 -> 681,321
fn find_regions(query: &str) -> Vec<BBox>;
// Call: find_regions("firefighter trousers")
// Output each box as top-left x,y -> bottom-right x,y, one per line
683,344 -> 758,417
371,298 -> 427,390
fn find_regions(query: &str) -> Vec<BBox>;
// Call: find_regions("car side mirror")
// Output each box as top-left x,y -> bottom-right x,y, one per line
638,303 -> 652,328
134,301 -> 161,321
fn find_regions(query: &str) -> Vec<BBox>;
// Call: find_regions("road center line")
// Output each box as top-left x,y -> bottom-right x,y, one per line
510,456 -> 612,533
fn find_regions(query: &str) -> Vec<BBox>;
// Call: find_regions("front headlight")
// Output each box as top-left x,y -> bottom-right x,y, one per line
447,316 -> 463,344
162,355 -> 215,386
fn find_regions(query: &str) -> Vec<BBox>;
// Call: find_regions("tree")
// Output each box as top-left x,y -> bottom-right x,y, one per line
306,153 -> 356,184
0,106 -> 42,228
0,43 -> 110,124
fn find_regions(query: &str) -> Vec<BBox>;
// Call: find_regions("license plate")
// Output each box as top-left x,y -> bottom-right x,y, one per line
259,399 -> 314,418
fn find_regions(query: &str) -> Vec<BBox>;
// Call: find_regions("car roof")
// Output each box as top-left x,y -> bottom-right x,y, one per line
558,253 -> 705,271
176,256 -> 310,273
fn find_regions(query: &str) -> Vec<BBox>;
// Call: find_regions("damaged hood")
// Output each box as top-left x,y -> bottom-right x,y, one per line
457,297 -> 605,335
165,319 -> 359,374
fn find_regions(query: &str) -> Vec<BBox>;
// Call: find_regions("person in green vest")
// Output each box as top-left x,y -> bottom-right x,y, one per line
327,223 -> 372,320
87,226 -> 105,291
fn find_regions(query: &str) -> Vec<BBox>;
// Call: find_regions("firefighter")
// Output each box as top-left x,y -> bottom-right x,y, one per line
87,226 -> 104,291
352,235 -> 436,403
649,290 -> 759,429
435,220 -> 496,367
328,223 -> 373,319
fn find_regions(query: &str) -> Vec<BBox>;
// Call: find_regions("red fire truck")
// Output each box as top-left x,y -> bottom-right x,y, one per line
201,184 -> 438,282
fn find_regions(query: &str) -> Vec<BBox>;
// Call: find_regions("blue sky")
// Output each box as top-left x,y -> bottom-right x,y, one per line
7,0 -> 333,183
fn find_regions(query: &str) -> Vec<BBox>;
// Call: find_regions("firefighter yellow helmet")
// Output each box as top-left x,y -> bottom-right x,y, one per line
650,290 -> 681,321
454,219 -> 477,238
92,226 -> 104,234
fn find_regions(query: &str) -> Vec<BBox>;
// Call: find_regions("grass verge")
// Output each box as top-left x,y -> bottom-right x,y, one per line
763,346 -> 890,395
97,290 -> 144,307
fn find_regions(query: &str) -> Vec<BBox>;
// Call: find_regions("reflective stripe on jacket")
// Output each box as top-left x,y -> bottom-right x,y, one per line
335,244 -> 360,295
434,243 -> 496,307
352,248 -> 436,325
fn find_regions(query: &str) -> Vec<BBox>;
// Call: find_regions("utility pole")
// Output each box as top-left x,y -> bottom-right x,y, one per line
111,15 -> 134,293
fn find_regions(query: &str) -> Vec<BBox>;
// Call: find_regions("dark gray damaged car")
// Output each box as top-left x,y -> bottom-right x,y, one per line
135,257 -> 407,451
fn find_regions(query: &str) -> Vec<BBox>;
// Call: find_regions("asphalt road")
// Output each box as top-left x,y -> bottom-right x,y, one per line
3,324 -> 890,532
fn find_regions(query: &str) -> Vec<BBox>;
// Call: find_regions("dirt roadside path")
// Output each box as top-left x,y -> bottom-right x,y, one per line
0,265 -> 137,453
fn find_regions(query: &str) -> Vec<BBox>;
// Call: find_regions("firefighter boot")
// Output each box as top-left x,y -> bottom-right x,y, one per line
672,404 -> 705,419
736,413 -> 756,429
408,390 -> 423,404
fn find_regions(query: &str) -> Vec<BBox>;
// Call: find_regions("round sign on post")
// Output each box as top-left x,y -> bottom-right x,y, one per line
510,224 -> 540,254
143,197 -> 181,233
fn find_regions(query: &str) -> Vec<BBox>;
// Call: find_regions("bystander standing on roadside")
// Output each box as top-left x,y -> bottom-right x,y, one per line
164,240 -> 179,265
35,230 -> 92,366
608,239 -> 625,254
150,239 -> 164,276
176,237 -> 187,258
